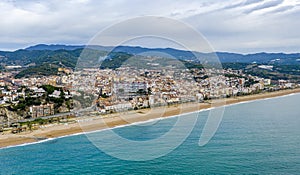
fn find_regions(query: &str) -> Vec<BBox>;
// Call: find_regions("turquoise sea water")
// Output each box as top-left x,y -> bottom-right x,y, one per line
1,94 -> 299,174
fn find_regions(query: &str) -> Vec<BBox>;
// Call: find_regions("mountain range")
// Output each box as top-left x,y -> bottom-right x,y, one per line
0,44 -> 299,80
23,44 -> 300,64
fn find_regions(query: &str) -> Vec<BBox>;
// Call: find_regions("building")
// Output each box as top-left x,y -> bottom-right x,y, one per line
113,81 -> 148,100
49,90 -> 61,98
263,79 -> 271,86
30,104 -> 55,118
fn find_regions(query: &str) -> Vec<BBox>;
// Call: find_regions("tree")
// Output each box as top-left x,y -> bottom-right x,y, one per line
41,84 -> 59,94
147,87 -> 152,95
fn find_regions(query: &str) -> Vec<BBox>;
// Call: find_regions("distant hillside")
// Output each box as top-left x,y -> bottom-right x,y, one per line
216,52 -> 300,64
25,44 -> 113,52
0,49 -> 82,67
0,44 -> 299,79
20,44 -> 300,64
25,44 -> 85,51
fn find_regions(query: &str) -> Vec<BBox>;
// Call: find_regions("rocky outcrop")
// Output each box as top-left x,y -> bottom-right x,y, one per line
0,107 -> 21,127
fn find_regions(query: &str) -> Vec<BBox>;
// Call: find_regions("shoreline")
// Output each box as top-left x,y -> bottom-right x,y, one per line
1,88 -> 300,149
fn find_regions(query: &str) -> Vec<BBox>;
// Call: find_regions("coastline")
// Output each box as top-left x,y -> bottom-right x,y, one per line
1,88 -> 300,149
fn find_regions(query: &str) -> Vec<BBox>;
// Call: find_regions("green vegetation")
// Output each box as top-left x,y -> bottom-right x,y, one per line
245,66 -> 300,81
0,46 -> 298,82
273,64 -> 300,76
222,63 -> 249,70
6,84 -> 72,118
15,63 -> 59,78
19,117 -> 59,128
224,73 -> 245,79
100,52 -> 133,69
182,60 -> 204,69
42,84 -> 59,94
244,79 -> 259,87
12,97 -> 41,111
221,62 -> 300,83
2,49 -> 79,67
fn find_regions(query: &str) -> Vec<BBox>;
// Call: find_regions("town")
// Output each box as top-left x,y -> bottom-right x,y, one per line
0,60 -> 299,134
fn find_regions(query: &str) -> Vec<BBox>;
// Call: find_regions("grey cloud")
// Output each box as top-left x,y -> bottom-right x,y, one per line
184,0 -> 300,53
243,0 -> 263,6
244,0 -> 284,14
222,3 -> 244,10
0,0 -> 299,53
266,5 -> 294,14
222,0 -> 263,11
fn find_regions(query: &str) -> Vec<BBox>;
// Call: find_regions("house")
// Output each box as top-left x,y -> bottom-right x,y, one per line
34,88 -> 46,97
30,104 -> 55,118
49,90 -> 61,98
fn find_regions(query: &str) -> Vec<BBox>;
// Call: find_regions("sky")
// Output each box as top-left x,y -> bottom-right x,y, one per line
0,0 -> 299,53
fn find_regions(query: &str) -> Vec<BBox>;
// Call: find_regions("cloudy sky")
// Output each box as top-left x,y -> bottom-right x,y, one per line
0,0 -> 299,53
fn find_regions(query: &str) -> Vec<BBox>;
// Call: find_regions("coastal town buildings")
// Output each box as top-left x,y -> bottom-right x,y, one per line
30,104 -> 55,118
0,64 -> 299,131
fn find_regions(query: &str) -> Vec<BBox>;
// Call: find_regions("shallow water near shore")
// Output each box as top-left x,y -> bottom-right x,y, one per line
0,93 -> 300,174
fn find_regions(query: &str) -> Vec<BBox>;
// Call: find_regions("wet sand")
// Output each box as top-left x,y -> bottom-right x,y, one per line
1,88 -> 300,148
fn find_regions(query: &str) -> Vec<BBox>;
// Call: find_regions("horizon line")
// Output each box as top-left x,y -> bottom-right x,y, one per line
1,43 -> 300,55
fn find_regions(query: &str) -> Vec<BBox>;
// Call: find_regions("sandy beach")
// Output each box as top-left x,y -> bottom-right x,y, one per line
1,88 -> 300,149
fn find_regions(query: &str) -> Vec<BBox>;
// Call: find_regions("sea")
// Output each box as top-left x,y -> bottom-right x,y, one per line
0,93 -> 299,174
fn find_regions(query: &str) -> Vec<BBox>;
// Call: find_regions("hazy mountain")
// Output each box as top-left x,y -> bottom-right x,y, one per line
0,44 -> 299,80
25,44 -> 85,51
0,44 -> 298,66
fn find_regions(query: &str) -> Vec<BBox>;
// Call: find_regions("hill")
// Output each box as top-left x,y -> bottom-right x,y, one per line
22,44 -> 300,64
0,44 -> 299,80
